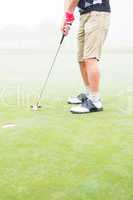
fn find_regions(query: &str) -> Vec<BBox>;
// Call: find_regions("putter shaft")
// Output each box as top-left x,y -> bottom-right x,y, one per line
36,35 -> 65,106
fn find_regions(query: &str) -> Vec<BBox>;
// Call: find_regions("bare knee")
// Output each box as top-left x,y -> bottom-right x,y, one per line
84,58 -> 98,65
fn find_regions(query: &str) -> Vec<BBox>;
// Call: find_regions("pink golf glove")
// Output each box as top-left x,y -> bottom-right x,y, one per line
65,12 -> 75,24
63,12 -> 75,35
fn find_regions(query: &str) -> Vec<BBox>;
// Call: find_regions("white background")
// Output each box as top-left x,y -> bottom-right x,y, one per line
0,0 -> 132,48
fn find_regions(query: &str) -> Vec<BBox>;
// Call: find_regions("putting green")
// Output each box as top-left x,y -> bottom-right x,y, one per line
0,51 -> 133,200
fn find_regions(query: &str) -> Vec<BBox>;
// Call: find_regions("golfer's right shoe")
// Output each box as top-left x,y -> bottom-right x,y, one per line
70,97 -> 103,114
67,93 -> 88,104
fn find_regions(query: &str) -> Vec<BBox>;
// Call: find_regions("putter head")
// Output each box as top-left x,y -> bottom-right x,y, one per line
30,104 -> 42,111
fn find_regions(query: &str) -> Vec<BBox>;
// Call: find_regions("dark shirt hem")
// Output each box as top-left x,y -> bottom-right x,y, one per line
79,4 -> 111,15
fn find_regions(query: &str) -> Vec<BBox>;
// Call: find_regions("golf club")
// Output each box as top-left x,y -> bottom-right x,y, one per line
31,34 -> 65,111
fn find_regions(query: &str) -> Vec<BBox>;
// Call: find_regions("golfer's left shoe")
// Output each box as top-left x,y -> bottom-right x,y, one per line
70,97 -> 103,114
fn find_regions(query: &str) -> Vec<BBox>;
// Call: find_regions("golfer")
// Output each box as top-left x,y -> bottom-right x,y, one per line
61,0 -> 111,114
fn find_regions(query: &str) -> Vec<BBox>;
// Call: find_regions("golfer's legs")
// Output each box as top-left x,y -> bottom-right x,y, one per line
83,12 -> 110,94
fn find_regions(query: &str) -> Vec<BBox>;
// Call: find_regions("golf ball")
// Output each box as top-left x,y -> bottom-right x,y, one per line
32,105 -> 38,111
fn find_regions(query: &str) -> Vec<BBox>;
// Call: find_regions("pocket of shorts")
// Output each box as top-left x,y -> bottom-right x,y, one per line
102,14 -> 111,30
100,14 -> 110,30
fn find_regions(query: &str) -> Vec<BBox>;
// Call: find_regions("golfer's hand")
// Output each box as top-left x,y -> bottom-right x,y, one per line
61,21 -> 71,36
61,12 -> 74,36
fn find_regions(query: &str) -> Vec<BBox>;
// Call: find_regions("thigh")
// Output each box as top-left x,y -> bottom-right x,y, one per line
77,13 -> 91,62
84,12 -> 110,61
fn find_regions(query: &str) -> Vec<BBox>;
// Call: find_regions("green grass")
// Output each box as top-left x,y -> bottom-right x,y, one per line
0,51 -> 133,200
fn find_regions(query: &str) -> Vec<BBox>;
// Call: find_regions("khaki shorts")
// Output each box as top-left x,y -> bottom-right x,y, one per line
78,11 -> 110,62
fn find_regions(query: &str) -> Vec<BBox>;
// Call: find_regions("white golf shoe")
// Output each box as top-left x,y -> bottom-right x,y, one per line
67,93 -> 88,104
70,97 -> 103,114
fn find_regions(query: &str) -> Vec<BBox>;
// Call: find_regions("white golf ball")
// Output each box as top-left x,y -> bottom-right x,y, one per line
32,105 -> 38,111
